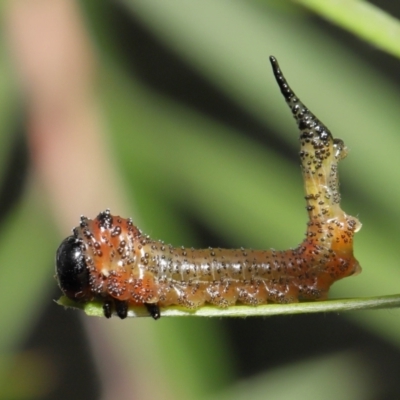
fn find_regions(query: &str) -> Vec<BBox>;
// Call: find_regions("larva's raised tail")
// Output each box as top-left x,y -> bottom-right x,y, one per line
269,55 -> 361,272
269,56 -> 347,220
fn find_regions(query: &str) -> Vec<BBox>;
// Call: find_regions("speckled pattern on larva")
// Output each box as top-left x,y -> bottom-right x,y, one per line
55,56 -> 361,319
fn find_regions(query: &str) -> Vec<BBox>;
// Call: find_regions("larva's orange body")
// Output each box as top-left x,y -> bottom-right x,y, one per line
55,57 -> 361,319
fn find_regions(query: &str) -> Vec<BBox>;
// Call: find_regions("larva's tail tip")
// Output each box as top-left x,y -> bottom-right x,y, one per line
269,55 -> 278,67
269,56 -> 281,76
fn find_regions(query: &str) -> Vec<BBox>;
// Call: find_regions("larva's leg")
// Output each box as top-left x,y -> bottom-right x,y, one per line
103,300 -> 113,318
115,299 -> 128,319
205,282 -> 238,307
145,303 -> 161,320
162,282 -> 205,309
264,281 -> 299,304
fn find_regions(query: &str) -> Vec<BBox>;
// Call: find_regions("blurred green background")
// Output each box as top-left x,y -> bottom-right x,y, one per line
1,0 -> 400,399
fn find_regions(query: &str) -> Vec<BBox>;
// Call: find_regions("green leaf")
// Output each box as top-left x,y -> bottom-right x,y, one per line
294,0 -> 400,59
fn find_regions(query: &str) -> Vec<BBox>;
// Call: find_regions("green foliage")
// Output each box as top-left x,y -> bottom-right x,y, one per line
296,0 -> 400,58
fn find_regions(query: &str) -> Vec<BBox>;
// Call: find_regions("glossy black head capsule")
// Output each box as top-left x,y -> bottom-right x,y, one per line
56,236 -> 91,301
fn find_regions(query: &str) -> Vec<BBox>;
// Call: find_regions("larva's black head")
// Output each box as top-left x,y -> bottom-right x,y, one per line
56,236 -> 91,301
